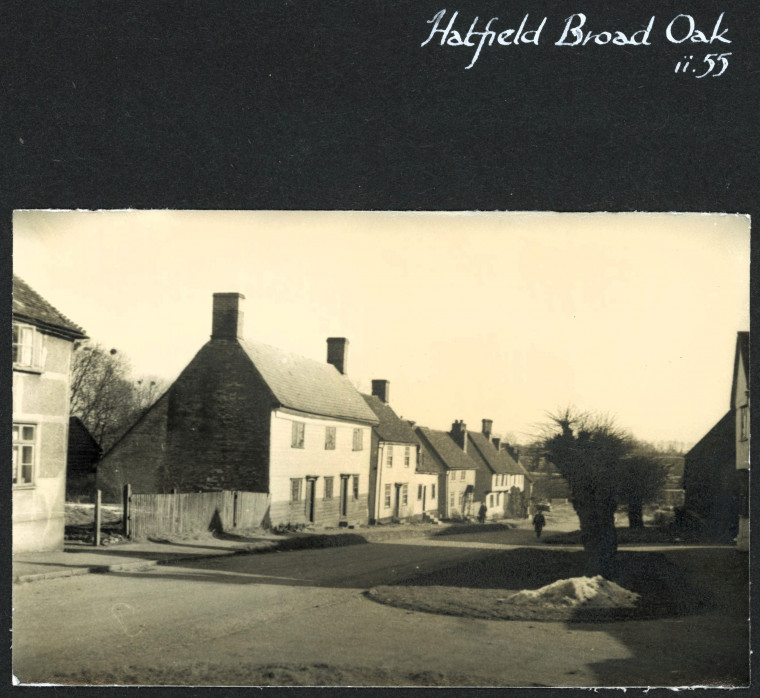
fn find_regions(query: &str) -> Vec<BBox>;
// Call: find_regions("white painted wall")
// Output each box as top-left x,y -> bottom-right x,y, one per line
269,410 -> 373,503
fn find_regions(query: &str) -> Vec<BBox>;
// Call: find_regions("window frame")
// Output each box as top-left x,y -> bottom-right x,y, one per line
404,446 -> 411,467
386,445 -> 393,467
352,428 -> 363,451
383,483 -> 391,509
352,474 -> 359,500
290,478 -> 302,502
291,421 -> 305,449
401,483 -> 408,506
324,426 -> 336,450
324,476 -> 334,500
12,323 -> 44,371
12,423 -> 37,488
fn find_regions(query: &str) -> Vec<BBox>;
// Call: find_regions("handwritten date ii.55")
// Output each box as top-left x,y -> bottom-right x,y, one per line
675,53 -> 731,77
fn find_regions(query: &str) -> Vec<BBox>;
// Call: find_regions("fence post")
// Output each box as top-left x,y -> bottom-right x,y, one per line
94,489 -> 102,547
123,484 -> 132,538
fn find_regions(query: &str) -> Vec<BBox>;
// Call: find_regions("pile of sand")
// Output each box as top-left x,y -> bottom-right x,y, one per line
504,575 -> 640,609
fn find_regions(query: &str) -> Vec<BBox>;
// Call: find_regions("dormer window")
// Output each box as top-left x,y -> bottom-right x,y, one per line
12,323 -> 44,370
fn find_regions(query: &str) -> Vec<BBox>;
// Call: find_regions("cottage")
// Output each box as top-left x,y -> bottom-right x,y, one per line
415,426 -> 478,520
12,276 -> 87,552
683,411 -> 738,537
682,331 -> 749,545
450,419 -> 529,520
97,293 -> 379,528
362,380 -> 438,523
732,331 -> 749,551
66,416 -> 102,502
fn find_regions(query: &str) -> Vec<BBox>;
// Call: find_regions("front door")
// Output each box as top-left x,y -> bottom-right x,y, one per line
305,477 -> 317,523
394,483 -> 402,519
339,475 -> 349,519
421,485 -> 426,513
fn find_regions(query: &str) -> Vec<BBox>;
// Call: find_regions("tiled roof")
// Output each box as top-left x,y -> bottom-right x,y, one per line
468,432 -> 526,475
416,436 -> 443,474
415,426 -> 478,472
362,394 -> 421,445
240,339 -> 378,425
12,276 -> 87,339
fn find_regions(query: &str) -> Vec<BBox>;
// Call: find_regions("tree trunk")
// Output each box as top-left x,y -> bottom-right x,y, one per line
576,500 -> 618,579
627,498 -> 644,528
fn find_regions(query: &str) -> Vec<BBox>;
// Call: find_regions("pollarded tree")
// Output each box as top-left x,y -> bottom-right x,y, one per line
541,408 -> 633,579
617,451 -> 669,528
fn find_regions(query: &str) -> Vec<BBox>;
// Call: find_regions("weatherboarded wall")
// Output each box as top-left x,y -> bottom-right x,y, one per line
268,410 -> 371,528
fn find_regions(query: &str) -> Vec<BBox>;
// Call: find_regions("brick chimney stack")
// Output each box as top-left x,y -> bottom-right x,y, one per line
450,420 -> 467,452
326,337 -> 349,375
212,293 -> 245,340
492,437 -> 501,451
371,379 -> 390,404
482,419 -> 493,439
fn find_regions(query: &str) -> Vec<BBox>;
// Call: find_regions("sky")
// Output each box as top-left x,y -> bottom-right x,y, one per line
13,210 -> 750,447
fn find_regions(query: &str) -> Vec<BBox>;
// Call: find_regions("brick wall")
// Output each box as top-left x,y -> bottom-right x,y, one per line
166,340 -> 271,493
98,339 -> 272,502
97,392 -> 170,502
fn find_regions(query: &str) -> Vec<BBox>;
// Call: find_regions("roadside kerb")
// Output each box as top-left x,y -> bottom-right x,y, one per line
14,523 -> 516,584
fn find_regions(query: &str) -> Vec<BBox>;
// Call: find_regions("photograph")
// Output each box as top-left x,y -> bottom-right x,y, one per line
11,209 -> 750,687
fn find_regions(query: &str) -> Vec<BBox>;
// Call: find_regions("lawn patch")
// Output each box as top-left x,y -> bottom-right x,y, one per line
367,548 -> 711,622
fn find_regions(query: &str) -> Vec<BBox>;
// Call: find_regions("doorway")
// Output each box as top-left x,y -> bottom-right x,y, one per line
339,474 -> 350,520
305,477 -> 317,523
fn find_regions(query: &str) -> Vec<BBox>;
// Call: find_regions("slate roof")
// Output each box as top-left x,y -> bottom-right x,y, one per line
731,331 -> 750,406
240,339 -> 378,425
361,394 -> 421,445
12,276 -> 87,340
467,431 -> 526,475
415,426 -> 477,472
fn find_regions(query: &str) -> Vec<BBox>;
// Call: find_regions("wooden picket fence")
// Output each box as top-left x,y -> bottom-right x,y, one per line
123,487 -> 270,540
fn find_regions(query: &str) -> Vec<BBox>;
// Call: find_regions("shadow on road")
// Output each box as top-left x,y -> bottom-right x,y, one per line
572,549 -> 750,687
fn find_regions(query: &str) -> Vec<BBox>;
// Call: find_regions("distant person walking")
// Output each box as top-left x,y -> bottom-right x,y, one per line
478,503 -> 488,524
533,511 -> 546,538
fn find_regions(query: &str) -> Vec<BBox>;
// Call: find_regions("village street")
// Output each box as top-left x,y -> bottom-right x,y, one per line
13,523 -> 748,687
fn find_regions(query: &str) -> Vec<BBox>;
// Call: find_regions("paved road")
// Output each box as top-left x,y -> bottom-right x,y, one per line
13,530 -> 749,687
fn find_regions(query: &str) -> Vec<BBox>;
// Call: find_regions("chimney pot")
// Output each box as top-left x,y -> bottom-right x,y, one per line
326,337 -> 349,375
212,293 -> 245,340
371,379 -> 390,404
450,420 -> 467,452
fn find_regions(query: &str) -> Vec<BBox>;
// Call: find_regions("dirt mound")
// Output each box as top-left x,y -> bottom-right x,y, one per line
504,575 -> 639,609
